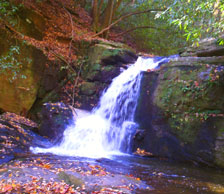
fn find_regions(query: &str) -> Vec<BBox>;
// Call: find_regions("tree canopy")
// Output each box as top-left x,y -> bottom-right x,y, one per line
84,0 -> 224,54
0,0 -> 223,55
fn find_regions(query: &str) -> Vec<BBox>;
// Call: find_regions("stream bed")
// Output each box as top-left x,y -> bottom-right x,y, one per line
1,154 -> 224,193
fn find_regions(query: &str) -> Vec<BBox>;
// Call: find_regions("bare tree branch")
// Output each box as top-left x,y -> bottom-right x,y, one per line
92,8 -> 165,38
111,25 -> 164,37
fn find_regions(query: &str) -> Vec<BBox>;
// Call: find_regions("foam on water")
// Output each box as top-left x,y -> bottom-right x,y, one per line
31,57 -> 160,158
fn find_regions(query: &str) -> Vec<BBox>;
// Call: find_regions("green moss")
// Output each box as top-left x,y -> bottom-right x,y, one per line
80,82 -> 97,96
86,70 -> 99,80
102,48 -> 121,57
155,64 -> 224,114
92,63 -> 101,71
102,65 -> 114,72
154,63 -> 224,145
58,171 -> 84,187
168,114 -> 201,143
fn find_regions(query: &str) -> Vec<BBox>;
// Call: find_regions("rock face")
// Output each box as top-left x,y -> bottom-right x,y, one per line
76,40 -> 137,110
0,16 -> 66,117
135,56 -> 224,167
0,28 -> 47,115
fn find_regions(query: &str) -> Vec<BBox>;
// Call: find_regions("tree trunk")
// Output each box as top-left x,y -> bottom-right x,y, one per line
101,0 -> 114,38
92,0 -> 99,33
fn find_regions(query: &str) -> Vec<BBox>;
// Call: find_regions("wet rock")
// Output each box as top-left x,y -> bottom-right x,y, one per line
133,129 -> 146,142
38,102 -> 74,144
0,112 -> 49,164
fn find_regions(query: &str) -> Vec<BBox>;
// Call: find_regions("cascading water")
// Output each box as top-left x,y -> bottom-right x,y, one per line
32,57 -> 161,158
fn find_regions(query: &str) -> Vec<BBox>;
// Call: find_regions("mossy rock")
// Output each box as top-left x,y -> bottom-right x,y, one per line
0,28 -> 47,115
136,58 -> 224,167
155,64 -> 224,114
58,171 -> 84,187
80,82 -> 97,96
154,63 -> 224,145
82,40 -> 137,82
167,114 -> 201,144
88,43 -> 124,65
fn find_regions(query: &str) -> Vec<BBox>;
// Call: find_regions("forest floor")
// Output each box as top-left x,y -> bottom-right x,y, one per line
14,0 -> 136,63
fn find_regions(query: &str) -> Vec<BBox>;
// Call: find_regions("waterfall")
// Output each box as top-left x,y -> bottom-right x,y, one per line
32,57 -> 161,158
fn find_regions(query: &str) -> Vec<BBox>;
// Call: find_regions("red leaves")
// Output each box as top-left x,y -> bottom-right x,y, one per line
194,81 -> 199,87
1,184 -> 13,193
87,164 -> 109,176
134,148 -> 154,157
0,178 -> 76,194
1,112 -> 38,128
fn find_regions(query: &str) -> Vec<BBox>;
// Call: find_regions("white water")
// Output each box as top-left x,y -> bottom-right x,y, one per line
32,57 -> 160,158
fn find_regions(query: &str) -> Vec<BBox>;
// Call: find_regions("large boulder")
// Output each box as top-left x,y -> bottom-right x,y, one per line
0,28 -> 47,115
0,24 -> 66,118
76,40 -> 137,110
38,102 -> 90,144
135,56 -> 224,167
83,40 -> 137,84
38,103 -> 74,144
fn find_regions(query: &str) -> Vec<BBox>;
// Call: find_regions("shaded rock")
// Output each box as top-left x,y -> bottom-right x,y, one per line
28,69 -> 69,121
0,108 -> 5,115
80,82 -> 97,96
76,40 -> 137,110
38,102 -> 74,144
135,57 -> 224,167
214,119 -> 224,167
